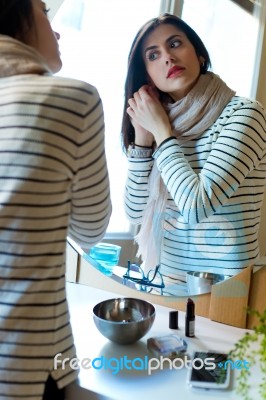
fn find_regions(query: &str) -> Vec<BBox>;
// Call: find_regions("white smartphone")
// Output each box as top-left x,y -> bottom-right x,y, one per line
187,351 -> 231,389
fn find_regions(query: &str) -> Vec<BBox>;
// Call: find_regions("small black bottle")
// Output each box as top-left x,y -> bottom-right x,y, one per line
185,298 -> 195,337
169,310 -> 179,329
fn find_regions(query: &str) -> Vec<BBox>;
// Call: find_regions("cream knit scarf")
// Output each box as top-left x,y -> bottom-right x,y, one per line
0,35 -> 51,77
135,72 -> 236,272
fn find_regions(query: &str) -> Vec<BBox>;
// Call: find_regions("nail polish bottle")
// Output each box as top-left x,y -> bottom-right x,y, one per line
185,298 -> 195,337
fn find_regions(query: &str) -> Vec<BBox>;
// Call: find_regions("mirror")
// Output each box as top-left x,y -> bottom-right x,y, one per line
68,236 -> 265,298
67,237 -> 237,296
51,0 -> 266,297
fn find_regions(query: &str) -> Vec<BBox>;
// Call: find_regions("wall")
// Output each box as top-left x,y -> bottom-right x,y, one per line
256,13 -> 266,257
258,191 -> 266,256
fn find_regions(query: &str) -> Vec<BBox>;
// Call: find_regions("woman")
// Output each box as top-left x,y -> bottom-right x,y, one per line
0,1 -> 111,399
121,13 -> 266,295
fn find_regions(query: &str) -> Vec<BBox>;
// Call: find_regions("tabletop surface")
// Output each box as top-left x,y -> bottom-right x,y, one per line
64,282 -> 260,400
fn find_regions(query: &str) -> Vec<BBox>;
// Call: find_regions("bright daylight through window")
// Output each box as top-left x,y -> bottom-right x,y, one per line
52,0 -> 161,234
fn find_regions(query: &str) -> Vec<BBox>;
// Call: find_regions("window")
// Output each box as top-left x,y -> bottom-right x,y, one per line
181,0 -> 263,98
52,0 -> 161,235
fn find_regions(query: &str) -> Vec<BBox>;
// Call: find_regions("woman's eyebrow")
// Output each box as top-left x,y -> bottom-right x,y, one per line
144,34 -> 183,54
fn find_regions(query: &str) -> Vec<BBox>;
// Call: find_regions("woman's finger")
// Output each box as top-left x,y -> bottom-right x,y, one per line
127,106 -> 134,117
133,91 -> 142,103
128,98 -> 136,109
137,86 -> 151,100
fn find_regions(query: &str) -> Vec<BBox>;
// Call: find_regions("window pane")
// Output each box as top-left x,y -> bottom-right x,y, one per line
52,0 -> 161,233
181,0 -> 261,97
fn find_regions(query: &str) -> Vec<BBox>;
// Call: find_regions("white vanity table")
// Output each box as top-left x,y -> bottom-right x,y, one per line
64,282 -> 261,400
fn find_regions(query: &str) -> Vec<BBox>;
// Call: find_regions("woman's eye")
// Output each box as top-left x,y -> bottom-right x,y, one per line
147,52 -> 158,61
42,2 -> 50,15
170,39 -> 181,48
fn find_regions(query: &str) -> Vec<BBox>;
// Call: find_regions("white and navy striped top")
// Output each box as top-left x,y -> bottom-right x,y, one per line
125,97 -> 266,295
0,73 -> 111,398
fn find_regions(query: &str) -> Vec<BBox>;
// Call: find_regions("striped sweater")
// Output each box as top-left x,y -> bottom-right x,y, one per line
0,73 -> 111,398
125,97 -> 266,295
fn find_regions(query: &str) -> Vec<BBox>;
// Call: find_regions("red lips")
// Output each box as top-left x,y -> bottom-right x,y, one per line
167,66 -> 185,78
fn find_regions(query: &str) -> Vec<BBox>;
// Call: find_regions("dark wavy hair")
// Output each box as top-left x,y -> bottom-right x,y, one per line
121,13 -> 211,151
0,0 -> 34,40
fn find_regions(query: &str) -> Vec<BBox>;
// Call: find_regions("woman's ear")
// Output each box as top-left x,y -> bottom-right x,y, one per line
199,56 -> 205,67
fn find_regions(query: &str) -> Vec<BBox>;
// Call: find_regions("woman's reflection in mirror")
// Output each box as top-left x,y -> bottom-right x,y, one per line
121,13 -> 266,296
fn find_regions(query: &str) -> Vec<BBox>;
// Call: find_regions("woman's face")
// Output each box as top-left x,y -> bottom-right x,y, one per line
142,24 -> 203,101
23,0 -> 62,73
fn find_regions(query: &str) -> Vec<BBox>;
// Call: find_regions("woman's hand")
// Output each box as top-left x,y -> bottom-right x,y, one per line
130,117 -> 154,148
127,85 -> 172,146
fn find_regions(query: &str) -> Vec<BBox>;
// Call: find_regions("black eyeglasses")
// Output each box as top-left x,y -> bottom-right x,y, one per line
123,261 -> 165,295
